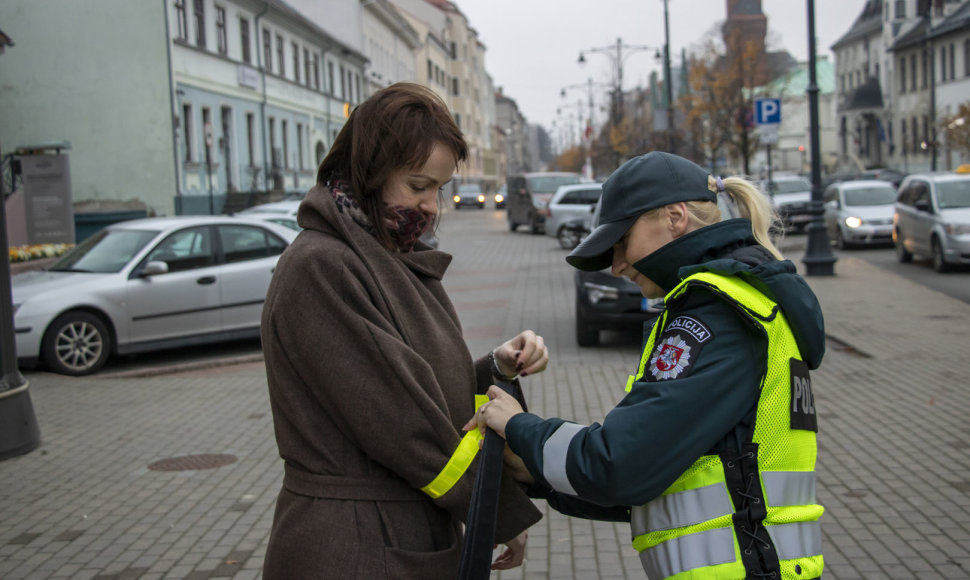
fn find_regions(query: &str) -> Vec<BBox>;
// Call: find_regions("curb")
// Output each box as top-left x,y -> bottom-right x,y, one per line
99,353 -> 265,379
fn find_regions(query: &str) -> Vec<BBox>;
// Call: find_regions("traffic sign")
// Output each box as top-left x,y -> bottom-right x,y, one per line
758,123 -> 779,145
755,98 -> 781,125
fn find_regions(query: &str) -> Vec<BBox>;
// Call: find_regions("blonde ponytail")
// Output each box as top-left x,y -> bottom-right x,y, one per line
683,177 -> 785,260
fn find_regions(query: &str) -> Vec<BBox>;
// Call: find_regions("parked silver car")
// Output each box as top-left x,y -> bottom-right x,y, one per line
12,216 -> 297,376
543,183 -> 602,249
823,180 -> 896,248
893,173 -> 970,272
763,175 -> 813,231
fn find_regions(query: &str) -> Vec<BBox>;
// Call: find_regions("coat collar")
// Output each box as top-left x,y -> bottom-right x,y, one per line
297,183 -> 452,281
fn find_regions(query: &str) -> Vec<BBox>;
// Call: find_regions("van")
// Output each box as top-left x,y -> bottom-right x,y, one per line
506,172 -> 582,234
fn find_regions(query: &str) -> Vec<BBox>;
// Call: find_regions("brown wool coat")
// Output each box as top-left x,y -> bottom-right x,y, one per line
261,184 -> 542,579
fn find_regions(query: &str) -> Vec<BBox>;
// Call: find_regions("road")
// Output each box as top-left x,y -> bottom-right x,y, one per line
784,232 -> 970,304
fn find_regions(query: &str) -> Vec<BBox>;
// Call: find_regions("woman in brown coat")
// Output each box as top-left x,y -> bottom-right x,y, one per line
261,83 -> 546,579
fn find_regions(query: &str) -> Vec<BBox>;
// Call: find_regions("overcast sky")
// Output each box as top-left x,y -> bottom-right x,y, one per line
456,0 -> 867,133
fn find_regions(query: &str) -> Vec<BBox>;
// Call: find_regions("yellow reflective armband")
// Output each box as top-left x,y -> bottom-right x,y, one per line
421,394 -> 489,499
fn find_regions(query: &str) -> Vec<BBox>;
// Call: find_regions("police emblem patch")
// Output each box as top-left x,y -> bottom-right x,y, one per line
646,316 -> 713,381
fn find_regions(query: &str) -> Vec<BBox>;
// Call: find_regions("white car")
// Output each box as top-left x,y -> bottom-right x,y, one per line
237,199 -> 301,217
763,175 -> 814,231
823,180 -> 897,248
543,183 -> 602,249
894,173 -> 970,272
12,216 -> 297,376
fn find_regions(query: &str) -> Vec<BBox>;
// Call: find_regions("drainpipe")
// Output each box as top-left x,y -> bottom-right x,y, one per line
163,0 -> 181,213
255,2 -> 270,191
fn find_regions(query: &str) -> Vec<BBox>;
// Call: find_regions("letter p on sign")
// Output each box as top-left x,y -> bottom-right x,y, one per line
755,98 -> 781,125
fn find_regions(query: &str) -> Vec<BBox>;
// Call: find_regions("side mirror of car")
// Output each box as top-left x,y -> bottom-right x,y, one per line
138,261 -> 170,277
914,199 -> 931,213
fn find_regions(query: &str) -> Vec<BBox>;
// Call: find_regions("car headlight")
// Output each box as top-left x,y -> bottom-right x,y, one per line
944,223 -> 970,235
583,282 -> 620,304
477,195 -> 485,203
494,194 -> 504,203
844,216 -> 863,228
453,195 -> 460,203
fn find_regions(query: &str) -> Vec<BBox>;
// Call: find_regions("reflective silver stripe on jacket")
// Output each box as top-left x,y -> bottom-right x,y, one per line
639,521 -> 821,578
762,471 -> 816,507
766,521 -> 823,560
541,422 -> 585,495
639,527 -> 735,579
630,483 -> 733,535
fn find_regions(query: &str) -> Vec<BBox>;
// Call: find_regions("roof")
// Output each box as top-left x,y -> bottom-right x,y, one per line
764,56 -> 836,96
831,0 -> 883,50
266,0 -> 368,63
889,18 -> 930,52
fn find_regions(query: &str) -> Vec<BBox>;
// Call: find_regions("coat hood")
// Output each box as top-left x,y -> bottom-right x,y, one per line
635,219 -> 826,369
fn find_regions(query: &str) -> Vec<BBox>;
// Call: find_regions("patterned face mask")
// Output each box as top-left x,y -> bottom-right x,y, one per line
384,204 -> 432,252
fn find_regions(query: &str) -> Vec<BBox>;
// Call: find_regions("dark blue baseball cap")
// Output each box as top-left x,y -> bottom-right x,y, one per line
566,152 -> 717,271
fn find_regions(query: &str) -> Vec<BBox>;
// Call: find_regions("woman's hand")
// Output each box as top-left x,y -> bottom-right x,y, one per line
494,330 -> 548,378
463,385 -> 524,440
491,530 -> 528,570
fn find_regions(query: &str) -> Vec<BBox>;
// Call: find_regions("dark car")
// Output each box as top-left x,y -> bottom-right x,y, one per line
574,202 -> 664,346
506,172 -> 582,234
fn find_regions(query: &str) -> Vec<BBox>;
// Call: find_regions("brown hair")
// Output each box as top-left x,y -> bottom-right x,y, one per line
317,82 -> 468,247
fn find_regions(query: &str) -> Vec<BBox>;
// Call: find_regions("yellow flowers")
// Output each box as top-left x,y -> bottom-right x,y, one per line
7,243 -> 74,263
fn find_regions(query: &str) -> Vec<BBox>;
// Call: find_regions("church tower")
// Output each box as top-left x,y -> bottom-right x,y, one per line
723,0 -> 767,55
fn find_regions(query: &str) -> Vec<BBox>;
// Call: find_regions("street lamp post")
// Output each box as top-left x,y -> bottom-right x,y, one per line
562,78 -> 607,179
802,0 -> 837,276
578,37 -> 660,126
662,0 -> 675,153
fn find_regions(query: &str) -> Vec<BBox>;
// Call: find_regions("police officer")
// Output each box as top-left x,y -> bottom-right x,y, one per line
468,152 -> 826,579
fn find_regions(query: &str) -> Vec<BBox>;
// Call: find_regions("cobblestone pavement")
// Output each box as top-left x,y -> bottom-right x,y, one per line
1,208 -> 968,579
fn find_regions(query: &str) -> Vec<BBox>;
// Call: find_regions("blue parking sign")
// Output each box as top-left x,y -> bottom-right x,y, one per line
755,98 -> 781,125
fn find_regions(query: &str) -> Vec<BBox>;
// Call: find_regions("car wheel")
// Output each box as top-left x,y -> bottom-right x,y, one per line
575,303 -> 599,347
508,220 -> 517,232
529,215 -> 540,235
932,237 -> 950,273
558,226 -> 580,250
894,231 -> 913,263
41,311 -> 112,376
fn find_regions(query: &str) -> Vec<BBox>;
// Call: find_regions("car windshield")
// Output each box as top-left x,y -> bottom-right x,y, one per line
458,184 -> 481,193
48,229 -> 158,273
768,179 -> 811,194
844,186 -> 897,206
936,180 -> 970,209
527,175 -> 581,193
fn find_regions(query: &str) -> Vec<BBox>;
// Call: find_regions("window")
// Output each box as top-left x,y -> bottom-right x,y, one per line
339,65 -> 346,99
452,77 -> 459,96
899,57 -> 906,92
281,120 -> 289,169
910,53 -> 917,91
922,49 -> 928,87
268,117 -> 277,166
911,116 -> 918,153
900,119 -> 908,154
182,104 -> 193,162
262,29 -> 272,72
240,18 -> 251,64
427,59 -> 432,79
304,48 -> 311,86
328,61 -> 334,94
922,115 -> 929,147
193,0 -> 205,47
296,123 -> 304,170
948,43 -> 955,80
201,107 -> 212,154
292,42 -> 300,83
218,225 -> 286,263
940,46 -> 947,81
895,0 -> 905,18
175,0 -> 187,40
246,113 -> 255,166
148,227 -> 214,272
965,39 -> 970,77
276,35 -> 284,77
454,113 -> 461,130
215,6 -> 226,54
313,54 -> 320,89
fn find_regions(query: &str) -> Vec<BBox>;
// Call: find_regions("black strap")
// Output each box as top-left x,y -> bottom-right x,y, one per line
456,379 -> 515,580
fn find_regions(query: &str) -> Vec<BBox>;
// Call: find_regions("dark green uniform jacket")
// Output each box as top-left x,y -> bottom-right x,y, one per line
507,219 -> 825,520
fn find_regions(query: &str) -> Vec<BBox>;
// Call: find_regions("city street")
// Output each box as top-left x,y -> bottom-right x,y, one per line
2,207 -> 969,579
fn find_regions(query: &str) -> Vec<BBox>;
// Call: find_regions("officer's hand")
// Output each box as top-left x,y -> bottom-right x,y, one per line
463,385 -> 524,440
494,330 -> 548,378
492,530 -> 527,570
